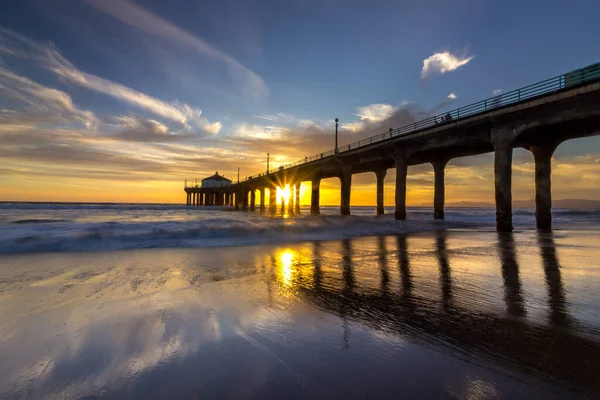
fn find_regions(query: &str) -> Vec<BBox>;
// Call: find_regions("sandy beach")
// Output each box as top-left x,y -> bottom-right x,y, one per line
1,227 -> 599,399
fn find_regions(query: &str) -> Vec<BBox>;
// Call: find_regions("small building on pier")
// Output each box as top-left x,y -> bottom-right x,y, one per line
185,172 -> 232,206
201,172 -> 231,188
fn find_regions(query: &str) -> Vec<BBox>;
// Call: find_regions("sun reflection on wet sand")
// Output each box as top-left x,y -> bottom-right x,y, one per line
279,249 -> 294,287
0,229 -> 599,398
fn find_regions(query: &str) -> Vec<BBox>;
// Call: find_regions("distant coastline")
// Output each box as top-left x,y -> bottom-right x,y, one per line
1,199 -> 600,209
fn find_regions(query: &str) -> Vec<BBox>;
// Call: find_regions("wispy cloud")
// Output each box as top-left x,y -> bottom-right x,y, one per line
421,51 -> 474,78
447,93 -> 457,100
232,123 -> 289,140
341,121 -> 365,133
83,0 -> 268,100
492,89 -> 502,95
355,103 -> 397,123
0,66 -> 98,129
0,27 -> 221,136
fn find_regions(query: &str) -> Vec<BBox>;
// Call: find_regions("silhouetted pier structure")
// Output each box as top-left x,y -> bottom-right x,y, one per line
185,62 -> 600,231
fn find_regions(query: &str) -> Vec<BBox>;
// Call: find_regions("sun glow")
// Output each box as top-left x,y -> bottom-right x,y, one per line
277,185 -> 291,205
279,249 -> 294,286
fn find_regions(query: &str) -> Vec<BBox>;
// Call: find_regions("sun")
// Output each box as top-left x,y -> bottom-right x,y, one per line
278,185 -> 291,205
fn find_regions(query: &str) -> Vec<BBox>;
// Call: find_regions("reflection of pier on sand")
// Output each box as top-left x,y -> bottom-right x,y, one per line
267,231 -> 600,394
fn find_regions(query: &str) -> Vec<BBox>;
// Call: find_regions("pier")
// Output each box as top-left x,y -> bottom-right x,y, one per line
185,62 -> 600,231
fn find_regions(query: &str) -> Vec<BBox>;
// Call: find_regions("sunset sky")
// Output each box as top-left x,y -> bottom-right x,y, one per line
1,0 -> 599,205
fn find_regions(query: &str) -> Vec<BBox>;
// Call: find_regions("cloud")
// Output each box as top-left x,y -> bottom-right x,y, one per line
83,0 -> 268,100
0,66 -> 98,129
341,121 -> 365,133
254,114 -> 279,122
492,89 -> 502,95
421,51 -> 475,78
447,93 -> 457,100
232,123 -> 290,140
0,28 -> 221,136
355,104 -> 397,123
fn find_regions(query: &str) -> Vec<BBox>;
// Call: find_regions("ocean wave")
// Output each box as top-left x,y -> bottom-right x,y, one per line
0,215 -> 473,254
11,219 -> 72,224
0,203 -> 598,254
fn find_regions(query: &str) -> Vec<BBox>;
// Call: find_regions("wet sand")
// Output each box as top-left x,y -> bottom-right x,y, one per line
0,228 -> 599,399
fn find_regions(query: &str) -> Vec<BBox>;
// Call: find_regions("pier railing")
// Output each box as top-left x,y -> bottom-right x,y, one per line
236,62 -> 600,183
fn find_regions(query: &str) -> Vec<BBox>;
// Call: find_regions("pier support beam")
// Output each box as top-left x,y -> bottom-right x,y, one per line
186,193 -> 190,206
340,166 -> 352,216
295,183 -> 301,214
311,177 -> 320,216
432,160 -> 448,220
375,169 -> 386,215
260,188 -> 266,212
242,188 -> 248,211
250,190 -> 256,211
269,187 -> 277,215
234,191 -> 239,210
394,155 -> 408,220
225,192 -> 229,206
494,143 -> 514,232
531,143 -> 559,230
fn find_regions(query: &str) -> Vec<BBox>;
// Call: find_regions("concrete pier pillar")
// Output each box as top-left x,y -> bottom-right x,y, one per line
186,193 -> 190,206
531,144 -> 557,230
340,166 -> 352,216
311,177 -> 320,216
494,143 -> 514,232
225,192 -> 229,206
234,191 -> 239,210
295,183 -> 301,214
260,188 -> 266,212
394,156 -> 408,220
250,190 -> 256,211
242,189 -> 248,211
432,160 -> 447,220
269,187 -> 277,215
289,185 -> 294,214
194,192 -> 198,206
375,169 -> 386,215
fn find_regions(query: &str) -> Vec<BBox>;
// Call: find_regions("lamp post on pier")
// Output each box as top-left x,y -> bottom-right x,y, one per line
334,118 -> 339,154
267,153 -> 270,174
237,167 -> 240,183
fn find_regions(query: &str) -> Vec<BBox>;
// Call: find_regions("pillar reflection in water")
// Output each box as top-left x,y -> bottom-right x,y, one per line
396,236 -> 413,303
378,236 -> 390,296
436,231 -> 453,310
340,239 -> 354,350
497,233 -> 526,317
312,241 -> 323,291
537,232 -> 570,326
341,239 -> 355,294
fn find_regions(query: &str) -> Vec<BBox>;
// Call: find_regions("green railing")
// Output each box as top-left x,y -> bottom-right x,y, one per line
238,62 -> 600,183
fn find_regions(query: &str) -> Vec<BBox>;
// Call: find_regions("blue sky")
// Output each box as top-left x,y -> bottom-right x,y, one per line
1,0 -> 599,203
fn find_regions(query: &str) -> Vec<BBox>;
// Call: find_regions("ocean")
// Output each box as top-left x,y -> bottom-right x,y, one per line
1,202 -> 599,254
0,203 -> 599,399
